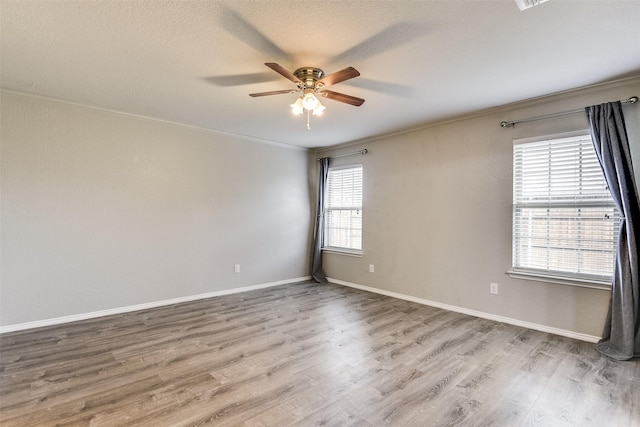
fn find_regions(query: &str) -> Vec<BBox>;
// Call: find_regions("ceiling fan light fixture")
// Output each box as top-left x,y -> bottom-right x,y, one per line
290,97 -> 304,115
302,92 -> 319,111
312,101 -> 326,116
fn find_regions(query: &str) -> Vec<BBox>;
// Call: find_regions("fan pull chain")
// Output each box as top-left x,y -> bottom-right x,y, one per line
307,109 -> 311,130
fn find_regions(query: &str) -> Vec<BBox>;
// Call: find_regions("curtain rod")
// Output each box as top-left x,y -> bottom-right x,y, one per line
317,148 -> 368,161
500,96 -> 638,128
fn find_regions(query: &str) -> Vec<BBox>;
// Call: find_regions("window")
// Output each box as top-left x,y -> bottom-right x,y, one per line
324,165 -> 363,253
512,133 -> 620,284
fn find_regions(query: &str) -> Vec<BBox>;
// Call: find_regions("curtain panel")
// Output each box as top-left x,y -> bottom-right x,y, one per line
586,101 -> 640,360
311,157 -> 329,283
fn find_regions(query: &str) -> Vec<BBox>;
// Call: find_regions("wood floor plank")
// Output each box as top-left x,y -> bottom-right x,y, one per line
1,281 -> 638,426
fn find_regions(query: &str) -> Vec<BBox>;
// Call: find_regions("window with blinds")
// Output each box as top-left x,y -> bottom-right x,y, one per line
512,133 -> 619,283
324,165 -> 363,252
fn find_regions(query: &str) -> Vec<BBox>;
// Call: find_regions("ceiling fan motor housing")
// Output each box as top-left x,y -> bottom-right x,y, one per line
294,67 -> 324,89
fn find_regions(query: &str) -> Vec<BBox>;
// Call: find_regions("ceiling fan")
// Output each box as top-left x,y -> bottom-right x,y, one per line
249,63 -> 364,127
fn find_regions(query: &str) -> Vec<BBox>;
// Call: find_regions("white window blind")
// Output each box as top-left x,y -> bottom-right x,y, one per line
324,165 -> 363,252
512,133 -> 620,283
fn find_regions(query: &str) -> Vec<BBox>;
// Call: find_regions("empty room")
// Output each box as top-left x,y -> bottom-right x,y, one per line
1,1 -> 639,426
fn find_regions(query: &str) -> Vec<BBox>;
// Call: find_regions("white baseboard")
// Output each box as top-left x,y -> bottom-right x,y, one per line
0,276 -> 311,334
328,278 -> 601,343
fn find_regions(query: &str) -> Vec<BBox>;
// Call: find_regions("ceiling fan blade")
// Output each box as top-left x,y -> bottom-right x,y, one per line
319,90 -> 365,107
220,7 -> 293,62
317,67 -> 360,87
249,89 -> 298,97
342,78 -> 412,97
329,22 -> 427,64
205,72 -> 277,87
265,63 -> 302,85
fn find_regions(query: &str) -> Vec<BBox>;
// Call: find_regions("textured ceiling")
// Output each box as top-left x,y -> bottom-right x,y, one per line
2,0 -> 639,149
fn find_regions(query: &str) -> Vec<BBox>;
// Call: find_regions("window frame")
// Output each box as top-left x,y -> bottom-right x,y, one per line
509,131 -> 619,289
322,164 -> 363,256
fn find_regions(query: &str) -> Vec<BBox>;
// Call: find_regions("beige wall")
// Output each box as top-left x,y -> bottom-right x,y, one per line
1,92 -> 312,326
317,78 -> 640,338
3,78 -> 638,334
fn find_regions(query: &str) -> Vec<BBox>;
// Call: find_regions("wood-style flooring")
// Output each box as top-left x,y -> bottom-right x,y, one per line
1,281 -> 638,426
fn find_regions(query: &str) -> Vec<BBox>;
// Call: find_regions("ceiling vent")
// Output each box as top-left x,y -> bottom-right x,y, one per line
514,0 -> 550,11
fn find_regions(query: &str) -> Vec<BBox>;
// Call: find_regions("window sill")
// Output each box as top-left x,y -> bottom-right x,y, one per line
322,247 -> 363,257
507,270 -> 611,290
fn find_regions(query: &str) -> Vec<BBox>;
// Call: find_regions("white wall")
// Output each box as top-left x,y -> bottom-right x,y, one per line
0,92 -> 312,326
318,78 -> 640,338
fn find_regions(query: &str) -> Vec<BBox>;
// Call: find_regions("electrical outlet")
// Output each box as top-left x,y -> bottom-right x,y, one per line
369,264 -> 375,273
234,264 -> 240,274
490,282 -> 499,295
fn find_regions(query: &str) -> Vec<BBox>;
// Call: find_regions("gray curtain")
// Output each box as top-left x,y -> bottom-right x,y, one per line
311,157 -> 329,282
586,101 -> 640,360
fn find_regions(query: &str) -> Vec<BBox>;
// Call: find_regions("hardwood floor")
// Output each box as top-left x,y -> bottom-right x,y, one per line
1,281 -> 638,426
